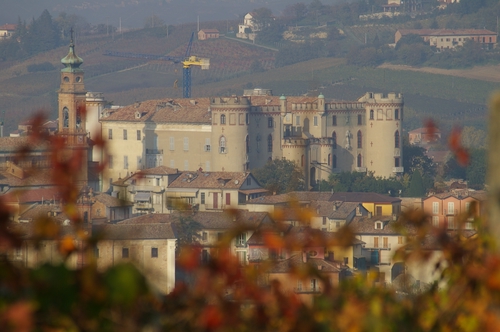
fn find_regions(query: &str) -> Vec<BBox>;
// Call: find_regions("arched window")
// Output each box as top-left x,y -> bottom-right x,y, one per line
395,130 -> 400,148
394,109 -> 399,120
246,135 -> 250,153
357,130 -> 362,149
219,136 -> 226,153
267,134 -> 273,152
220,114 -> 226,125
332,131 -> 337,149
370,110 -> 374,120
333,155 -> 337,168
63,107 -> 69,128
357,154 -> 362,167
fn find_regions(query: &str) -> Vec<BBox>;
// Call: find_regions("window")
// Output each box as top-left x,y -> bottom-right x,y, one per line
246,135 -> 250,154
357,114 -> 362,125
332,132 -> 337,148
236,233 -> 246,246
136,130 -> 141,140
183,137 -> 189,151
432,216 -> 439,227
301,155 -> 305,167
169,137 -> 175,151
151,247 -> 158,258
374,237 -> 379,248
296,116 -> 300,126
219,136 -> 226,153
344,257 -> 349,265
357,154 -> 362,167
204,138 -> 211,152
336,221 -> 340,229
448,216 -> 455,229
108,155 -> 113,169
395,109 -> 399,120
217,232 -> 223,241
328,154 -> 331,166
122,248 -> 129,258
383,237 -> 388,248
394,157 -> 400,167
124,156 -> 128,169
332,115 -> 337,126
220,114 -> 226,124
432,202 -> 439,214
448,202 -> 455,215
398,236 -> 403,244
395,130 -> 400,148
268,117 -> 273,128
267,134 -> 272,152
201,193 -> 205,204
202,232 -> 207,241
322,217 -> 327,225
332,155 -> 337,168
314,116 -> 318,126
108,129 -> 113,139
370,110 -> 374,120
226,193 -> 231,205
310,278 -> 318,291
465,201 -> 471,212
377,109 -> 383,120
123,129 -> 127,140
357,131 -> 362,149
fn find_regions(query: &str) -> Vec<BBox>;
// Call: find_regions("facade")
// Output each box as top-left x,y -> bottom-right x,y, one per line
329,192 -> 402,217
408,126 -> 441,145
0,24 -> 16,40
94,220 -> 177,293
422,191 -> 486,230
237,13 -> 260,40
395,29 -> 497,50
198,29 -> 219,40
101,91 -> 404,192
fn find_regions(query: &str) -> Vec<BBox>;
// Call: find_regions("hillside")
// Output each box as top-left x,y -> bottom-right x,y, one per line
0,24 -> 496,136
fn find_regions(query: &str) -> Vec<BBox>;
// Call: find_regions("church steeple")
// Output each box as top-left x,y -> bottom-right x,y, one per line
61,29 -> 83,73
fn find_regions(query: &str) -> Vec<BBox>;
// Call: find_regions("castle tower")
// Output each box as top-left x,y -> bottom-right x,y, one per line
360,92 -> 404,178
57,30 -> 90,187
210,96 -> 251,172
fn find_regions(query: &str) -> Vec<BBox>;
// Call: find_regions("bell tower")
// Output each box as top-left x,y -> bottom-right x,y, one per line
58,29 -> 90,187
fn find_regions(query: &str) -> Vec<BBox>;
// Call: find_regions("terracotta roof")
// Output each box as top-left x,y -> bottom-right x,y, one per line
200,29 -> 219,33
100,98 -> 212,124
247,191 -> 333,205
118,213 -> 175,224
348,216 -> 405,235
267,254 -> 340,273
310,201 -> 363,219
0,137 -> 48,152
93,223 -> 176,240
0,24 -> 16,31
329,192 -> 401,204
168,171 -> 253,190
113,166 -> 180,186
2,187 -> 62,204
93,193 -> 133,207
0,168 -> 56,187
398,29 -> 497,37
18,204 -> 69,223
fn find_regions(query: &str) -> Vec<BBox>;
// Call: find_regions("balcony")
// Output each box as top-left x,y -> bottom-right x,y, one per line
146,149 -> 163,155
355,167 -> 367,173
392,167 -> 404,173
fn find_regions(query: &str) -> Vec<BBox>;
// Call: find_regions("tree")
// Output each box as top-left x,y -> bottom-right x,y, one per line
251,159 -> 304,194
461,126 -> 487,149
144,15 -> 165,28
283,3 -> 308,22
406,169 -> 426,197
249,59 -> 265,73
466,148 -> 487,189
403,142 -> 436,178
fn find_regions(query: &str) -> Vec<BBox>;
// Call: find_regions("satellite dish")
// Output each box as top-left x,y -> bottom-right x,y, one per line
235,180 -> 239,185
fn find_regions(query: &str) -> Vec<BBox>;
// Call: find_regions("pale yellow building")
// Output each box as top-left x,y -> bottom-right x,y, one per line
99,90 -> 403,192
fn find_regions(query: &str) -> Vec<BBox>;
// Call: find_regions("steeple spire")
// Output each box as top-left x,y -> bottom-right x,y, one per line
61,28 -> 83,73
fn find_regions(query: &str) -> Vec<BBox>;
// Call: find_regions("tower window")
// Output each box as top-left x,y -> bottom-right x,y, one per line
268,134 -> 273,152
332,132 -> 336,149
395,130 -> 400,148
332,115 -> 337,126
137,130 -> 141,140
395,109 -> 399,120
357,130 -> 362,149
220,114 -> 226,125
268,117 -> 273,128
357,154 -> 362,167
219,136 -> 226,153
357,114 -> 362,125
63,107 -> 69,128
108,129 -> 113,140
370,110 -> 374,120
123,129 -> 127,140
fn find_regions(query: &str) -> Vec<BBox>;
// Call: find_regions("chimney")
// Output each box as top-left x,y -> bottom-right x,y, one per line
368,212 -> 373,218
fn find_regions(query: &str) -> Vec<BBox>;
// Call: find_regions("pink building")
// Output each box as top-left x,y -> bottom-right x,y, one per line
198,29 -> 219,41
422,191 -> 487,230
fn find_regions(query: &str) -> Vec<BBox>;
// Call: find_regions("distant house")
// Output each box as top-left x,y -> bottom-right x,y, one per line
0,24 -> 16,40
198,29 -> 219,40
237,12 -> 261,41
395,29 -> 497,50
408,127 -> 441,145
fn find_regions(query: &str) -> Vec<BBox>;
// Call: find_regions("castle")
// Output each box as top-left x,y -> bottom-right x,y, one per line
5,38 -> 404,193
